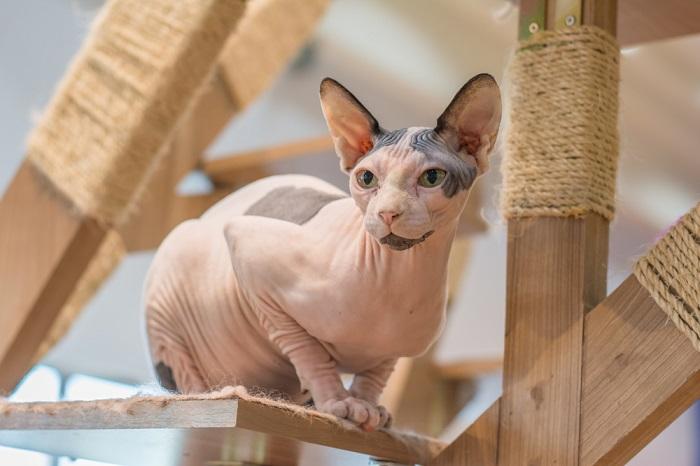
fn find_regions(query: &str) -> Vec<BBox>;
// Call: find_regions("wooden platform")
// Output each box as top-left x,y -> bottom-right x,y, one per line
0,393 -> 443,466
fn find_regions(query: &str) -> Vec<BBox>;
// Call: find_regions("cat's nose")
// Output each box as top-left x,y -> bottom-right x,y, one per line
378,210 -> 402,225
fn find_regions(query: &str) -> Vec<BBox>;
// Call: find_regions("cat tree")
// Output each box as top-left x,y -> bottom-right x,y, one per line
0,0 -> 698,465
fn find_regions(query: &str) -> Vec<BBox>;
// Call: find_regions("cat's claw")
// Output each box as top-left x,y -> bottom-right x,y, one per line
318,397 -> 392,431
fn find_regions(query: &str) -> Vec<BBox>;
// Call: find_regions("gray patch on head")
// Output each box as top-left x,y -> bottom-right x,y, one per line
155,362 -> 178,393
372,128 -> 408,151
245,186 -> 346,225
380,231 -> 434,251
410,129 -> 477,197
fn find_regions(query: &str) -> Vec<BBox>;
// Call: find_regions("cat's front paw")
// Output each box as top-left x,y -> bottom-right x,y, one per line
317,396 -> 392,431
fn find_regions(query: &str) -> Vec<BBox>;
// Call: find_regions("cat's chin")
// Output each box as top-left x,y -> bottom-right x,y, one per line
379,231 -> 434,251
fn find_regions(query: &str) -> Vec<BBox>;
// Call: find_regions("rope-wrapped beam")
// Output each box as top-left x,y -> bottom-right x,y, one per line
501,26 -> 620,220
27,0 -> 246,226
24,0 -> 246,361
31,0 -> 330,361
635,203 -> 700,352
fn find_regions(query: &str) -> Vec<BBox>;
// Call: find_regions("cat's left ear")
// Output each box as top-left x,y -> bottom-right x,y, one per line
320,78 -> 381,172
435,74 -> 501,173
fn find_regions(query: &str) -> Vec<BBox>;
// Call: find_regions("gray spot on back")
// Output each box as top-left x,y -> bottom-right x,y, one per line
410,129 -> 477,197
245,186 -> 346,225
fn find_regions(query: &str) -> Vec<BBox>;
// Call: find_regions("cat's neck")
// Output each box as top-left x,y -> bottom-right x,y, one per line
352,211 -> 459,281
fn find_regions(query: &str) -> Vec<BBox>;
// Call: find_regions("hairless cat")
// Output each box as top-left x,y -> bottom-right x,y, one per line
144,74 -> 501,431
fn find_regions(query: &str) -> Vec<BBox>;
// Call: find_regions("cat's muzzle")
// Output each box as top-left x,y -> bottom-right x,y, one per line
380,231 -> 434,251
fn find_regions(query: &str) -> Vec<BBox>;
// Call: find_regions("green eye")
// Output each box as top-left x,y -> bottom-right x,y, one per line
356,169 -> 378,189
418,168 -> 447,187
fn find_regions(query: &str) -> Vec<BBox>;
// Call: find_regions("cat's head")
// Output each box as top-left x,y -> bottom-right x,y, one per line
319,74 -> 501,250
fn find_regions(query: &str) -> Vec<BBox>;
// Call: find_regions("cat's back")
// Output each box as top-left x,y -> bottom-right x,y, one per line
202,174 -> 347,226
144,174 -> 348,317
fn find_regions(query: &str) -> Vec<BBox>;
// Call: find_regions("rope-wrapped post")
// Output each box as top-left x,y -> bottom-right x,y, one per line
635,203 -> 700,352
497,24 -> 621,466
501,26 -> 620,220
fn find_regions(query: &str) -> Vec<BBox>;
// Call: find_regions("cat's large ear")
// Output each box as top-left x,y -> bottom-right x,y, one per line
320,78 -> 381,172
435,74 -> 501,173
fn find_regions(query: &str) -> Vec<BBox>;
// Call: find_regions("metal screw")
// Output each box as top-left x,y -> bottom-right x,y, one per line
565,14 -> 576,26
528,22 -> 540,34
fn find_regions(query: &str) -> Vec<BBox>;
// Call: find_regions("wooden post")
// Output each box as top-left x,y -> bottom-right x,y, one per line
497,1 -> 616,465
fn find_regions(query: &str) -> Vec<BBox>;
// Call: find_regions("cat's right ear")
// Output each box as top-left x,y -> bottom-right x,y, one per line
320,78 -> 381,172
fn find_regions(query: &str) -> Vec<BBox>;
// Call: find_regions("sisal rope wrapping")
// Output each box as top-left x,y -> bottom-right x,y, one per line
635,203 -> 700,352
26,0 -> 246,226
501,26 -> 620,220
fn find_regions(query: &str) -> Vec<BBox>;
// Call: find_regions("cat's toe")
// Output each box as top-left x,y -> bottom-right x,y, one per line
343,397 -> 371,425
377,405 -> 392,428
322,399 -> 350,418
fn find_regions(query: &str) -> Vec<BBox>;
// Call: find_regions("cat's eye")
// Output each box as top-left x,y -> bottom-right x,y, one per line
418,168 -> 447,187
356,169 -> 378,189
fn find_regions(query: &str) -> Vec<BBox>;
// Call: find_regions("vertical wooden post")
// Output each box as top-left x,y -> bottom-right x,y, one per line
497,1 -> 617,465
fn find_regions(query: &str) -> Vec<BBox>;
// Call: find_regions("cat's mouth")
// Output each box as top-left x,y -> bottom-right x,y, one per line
380,231 -> 434,251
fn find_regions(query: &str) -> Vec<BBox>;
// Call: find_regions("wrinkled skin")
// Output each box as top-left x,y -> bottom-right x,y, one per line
144,75 -> 501,431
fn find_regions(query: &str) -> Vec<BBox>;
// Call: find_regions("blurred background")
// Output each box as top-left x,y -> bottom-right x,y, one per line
1,0 -> 698,465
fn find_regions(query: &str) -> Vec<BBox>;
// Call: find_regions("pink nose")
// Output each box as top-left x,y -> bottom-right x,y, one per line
379,210 -> 401,225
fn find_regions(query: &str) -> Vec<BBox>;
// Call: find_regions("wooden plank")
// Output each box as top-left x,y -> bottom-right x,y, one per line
203,136 -> 334,185
498,216 -> 609,466
618,0 -> 700,46
0,163 -> 106,394
0,395 -> 444,466
428,400 -> 500,466
580,275 -> 700,466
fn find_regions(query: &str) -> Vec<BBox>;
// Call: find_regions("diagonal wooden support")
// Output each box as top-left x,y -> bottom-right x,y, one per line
580,275 -> 700,465
0,0 -> 246,394
429,272 -> 700,466
0,164 -> 107,391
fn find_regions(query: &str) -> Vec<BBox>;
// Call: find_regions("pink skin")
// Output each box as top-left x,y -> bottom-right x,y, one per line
144,76 -> 501,431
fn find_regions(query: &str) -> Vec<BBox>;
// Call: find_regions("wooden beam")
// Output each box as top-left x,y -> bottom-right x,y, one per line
579,275 -> 700,466
428,400 -> 500,466
120,190 -> 230,252
618,0 -> 700,46
0,395 -> 444,466
0,163 -> 106,394
117,71 -> 237,252
518,0 -> 699,45
203,136 -> 334,185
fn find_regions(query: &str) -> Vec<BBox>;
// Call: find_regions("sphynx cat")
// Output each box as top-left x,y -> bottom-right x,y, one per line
144,74 -> 501,431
